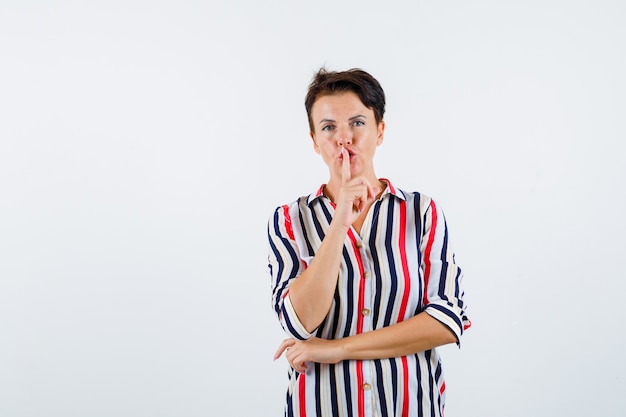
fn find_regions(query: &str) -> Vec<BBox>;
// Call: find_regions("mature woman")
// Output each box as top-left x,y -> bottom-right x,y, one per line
268,68 -> 470,417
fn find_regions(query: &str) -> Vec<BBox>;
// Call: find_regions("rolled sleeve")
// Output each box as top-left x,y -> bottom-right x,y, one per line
422,200 -> 471,346
267,204 -> 312,340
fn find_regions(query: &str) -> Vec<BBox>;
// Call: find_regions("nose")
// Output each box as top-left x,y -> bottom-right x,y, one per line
336,126 -> 352,146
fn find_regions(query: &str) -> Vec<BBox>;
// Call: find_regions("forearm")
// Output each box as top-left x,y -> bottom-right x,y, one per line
288,221 -> 349,332
337,313 -> 457,360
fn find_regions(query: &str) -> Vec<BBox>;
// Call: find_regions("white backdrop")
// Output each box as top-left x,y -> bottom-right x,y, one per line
1,1 -> 625,416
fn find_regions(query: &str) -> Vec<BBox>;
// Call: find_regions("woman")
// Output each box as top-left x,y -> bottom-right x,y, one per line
268,68 -> 470,417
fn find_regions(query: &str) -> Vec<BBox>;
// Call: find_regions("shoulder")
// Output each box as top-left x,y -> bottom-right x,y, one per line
271,184 -> 326,215
268,192 -> 316,221
390,184 -> 435,212
382,179 -> 432,205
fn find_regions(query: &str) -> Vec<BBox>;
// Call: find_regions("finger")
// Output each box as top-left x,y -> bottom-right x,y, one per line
294,361 -> 307,373
355,182 -> 373,212
369,186 -> 381,201
273,338 -> 296,360
274,338 -> 295,359
341,146 -> 351,184
352,177 -> 379,203
291,353 -> 307,373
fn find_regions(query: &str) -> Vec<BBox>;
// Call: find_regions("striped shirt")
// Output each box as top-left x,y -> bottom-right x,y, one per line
268,179 -> 470,417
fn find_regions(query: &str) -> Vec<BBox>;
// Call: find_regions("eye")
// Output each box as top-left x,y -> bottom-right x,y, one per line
321,125 -> 334,132
352,120 -> 365,127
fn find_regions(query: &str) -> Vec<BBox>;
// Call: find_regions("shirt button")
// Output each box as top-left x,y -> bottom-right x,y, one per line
364,271 -> 370,279
362,383 -> 371,391
362,308 -> 370,316
356,241 -> 363,248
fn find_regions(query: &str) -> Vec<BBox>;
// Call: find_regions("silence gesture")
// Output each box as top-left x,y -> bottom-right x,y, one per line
334,146 -> 381,230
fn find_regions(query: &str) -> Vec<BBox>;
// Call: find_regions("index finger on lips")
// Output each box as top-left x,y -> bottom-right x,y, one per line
341,146 -> 351,184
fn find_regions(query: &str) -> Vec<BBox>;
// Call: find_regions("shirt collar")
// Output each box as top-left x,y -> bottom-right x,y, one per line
306,178 -> 405,206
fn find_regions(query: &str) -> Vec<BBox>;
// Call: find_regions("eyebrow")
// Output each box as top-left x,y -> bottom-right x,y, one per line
318,115 -> 367,125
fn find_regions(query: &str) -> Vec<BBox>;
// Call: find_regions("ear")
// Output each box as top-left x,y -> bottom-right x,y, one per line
310,131 -> 321,154
377,121 -> 385,146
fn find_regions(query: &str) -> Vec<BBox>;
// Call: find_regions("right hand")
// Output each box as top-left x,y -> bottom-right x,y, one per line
333,146 -> 381,229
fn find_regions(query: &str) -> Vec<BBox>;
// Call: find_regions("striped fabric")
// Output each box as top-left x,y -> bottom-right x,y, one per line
268,179 -> 470,417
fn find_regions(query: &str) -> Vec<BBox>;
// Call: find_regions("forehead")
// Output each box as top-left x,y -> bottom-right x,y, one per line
311,91 -> 371,119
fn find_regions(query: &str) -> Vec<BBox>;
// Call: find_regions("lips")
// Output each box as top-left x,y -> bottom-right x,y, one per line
339,147 -> 356,160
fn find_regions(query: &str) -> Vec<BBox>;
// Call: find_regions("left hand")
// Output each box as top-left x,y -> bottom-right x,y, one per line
273,337 -> 343,373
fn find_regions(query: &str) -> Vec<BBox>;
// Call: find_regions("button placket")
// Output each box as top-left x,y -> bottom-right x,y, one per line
360,242 -> 373,333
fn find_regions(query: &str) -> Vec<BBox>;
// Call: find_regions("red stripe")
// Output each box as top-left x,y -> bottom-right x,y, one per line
348,229 -> 366,334
397,199 -> 411,322
440,381 -> 447,417
283,205 -> 307,270
347,228 -> 366,417
401,356 -> 409,417
423,201 -> 438,306
356,360 -> 364,417
298,373 -> 306,417
379,177 -> 396,195
397,200 -> 411,417
282,205 -> 295,240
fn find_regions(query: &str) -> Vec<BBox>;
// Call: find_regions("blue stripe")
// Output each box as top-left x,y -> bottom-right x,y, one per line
314,363 -> 322,416
298,203 -> 315,257
369,200 -> 383,327
454,268 -> 462,302
319,199 -> 334,226
281,304 -> 308,340
428,303 -> 463,333
329,290 -> 342,339
329,363 -> 339,416
438,219 -> 450,302
273,210 -> 300,281
286,382 -> 294,417
342,247 -> 355,338
425,350 -> 436,417
390,357 -> 399,412
374,359 -> 389,417
415,355 -> 423,417
343,361 -> 354,417
435,359 -> 444,412
383,197 -> 398,326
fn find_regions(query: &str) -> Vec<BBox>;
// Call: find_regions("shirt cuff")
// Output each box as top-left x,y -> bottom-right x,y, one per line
281,293 -> 313,340
424,302 -> 466,347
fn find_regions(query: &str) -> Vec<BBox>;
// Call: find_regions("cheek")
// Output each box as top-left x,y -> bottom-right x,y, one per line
319,146 -> 337,163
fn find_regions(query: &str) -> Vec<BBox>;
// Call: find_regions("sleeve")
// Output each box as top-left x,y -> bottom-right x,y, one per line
267,204 -> 313,340
421,199 -> 471,346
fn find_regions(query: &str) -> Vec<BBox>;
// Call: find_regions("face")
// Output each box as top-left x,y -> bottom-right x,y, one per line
309,91 -> 385,182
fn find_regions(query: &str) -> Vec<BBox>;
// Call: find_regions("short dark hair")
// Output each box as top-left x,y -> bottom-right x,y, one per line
305,68 -> 386,133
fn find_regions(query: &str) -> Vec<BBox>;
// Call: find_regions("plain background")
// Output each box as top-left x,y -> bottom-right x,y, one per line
1,1 -> 625,416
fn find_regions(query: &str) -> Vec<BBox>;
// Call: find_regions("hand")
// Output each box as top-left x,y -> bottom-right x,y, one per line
334,146 -> 381,228
273,337 -> 343,373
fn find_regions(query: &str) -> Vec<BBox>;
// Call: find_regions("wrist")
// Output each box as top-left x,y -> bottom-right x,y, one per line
334,336 -> 350,362
328,219 -> 350,234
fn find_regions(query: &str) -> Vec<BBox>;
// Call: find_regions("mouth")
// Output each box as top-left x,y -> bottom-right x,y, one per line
339,148 -> 356,161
